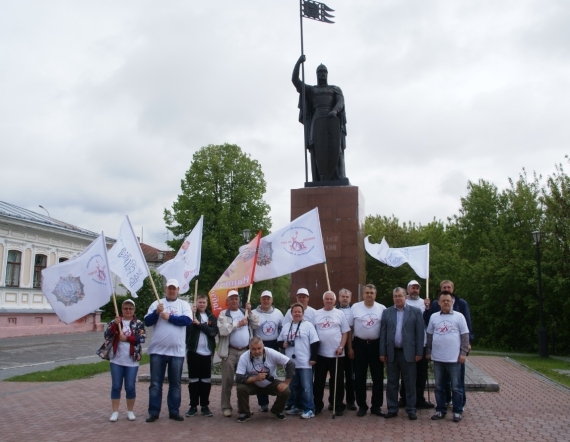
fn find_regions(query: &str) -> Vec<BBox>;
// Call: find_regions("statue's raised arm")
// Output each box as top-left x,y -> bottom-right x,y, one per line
292,55 -> 307,91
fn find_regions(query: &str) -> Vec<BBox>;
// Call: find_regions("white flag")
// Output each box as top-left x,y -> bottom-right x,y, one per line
108,216 -> 149,298
41,233 -> 113,325
157,215 -> 203,294
254,208 -> 326,282
364,236 -> 430,279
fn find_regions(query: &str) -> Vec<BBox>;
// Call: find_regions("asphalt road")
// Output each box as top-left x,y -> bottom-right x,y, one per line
0,329 -> 153,381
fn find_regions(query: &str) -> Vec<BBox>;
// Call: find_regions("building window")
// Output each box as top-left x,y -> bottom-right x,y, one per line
59,257 -> 68,263
33,254 -> 47,288
5,250 -> 22,287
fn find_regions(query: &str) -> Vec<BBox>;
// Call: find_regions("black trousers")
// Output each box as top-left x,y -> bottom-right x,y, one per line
187,351 -> 212,407
314,355 -> 345,412
257,339 -> 278,406
353,337 -> 384,410
328,348 -> 355,406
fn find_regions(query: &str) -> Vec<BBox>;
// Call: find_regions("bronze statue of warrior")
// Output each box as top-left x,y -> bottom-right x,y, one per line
292,55 -> 347,183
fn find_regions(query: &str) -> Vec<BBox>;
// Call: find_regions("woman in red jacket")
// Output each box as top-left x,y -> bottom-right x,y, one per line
105,299 -> 146,422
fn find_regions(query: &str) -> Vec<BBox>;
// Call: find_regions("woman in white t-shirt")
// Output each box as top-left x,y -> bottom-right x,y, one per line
278,303 -> 320,419
104,299 -> 146,422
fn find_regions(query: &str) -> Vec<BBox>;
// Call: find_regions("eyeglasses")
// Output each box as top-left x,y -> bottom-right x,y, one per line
122,307 -> 134,310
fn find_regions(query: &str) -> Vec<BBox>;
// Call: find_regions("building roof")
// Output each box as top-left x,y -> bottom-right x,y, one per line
140,242 -> 175,263
0,200 -> 101,239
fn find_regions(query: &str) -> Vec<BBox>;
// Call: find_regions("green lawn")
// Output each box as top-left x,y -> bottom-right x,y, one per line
508,355 -> 570,389
4,353 -> 150,382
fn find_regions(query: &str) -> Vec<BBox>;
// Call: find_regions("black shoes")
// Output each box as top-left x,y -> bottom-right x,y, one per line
370,408 -> 386,417
356,408 -> 367,417
145,415 -> 159,423
408,412 -> 417,420
417,401 -> 435,409
347,403 -> 357,411
271,410 -> 286,420
237,413 -> 252,423
169,414 -> 184,421
384,411 -> 398,418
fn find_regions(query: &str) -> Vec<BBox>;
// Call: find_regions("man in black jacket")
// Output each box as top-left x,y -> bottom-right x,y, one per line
185,294 -> 218,417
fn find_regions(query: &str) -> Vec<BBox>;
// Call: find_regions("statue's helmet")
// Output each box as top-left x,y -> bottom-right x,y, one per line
316,63 -> 328,73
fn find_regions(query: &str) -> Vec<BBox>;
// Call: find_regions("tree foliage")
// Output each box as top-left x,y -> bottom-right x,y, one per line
164,143 -> 272,293
366,161 -> 570,354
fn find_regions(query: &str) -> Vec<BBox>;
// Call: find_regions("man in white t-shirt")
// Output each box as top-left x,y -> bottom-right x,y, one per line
399,280 -> 434,409
426,291 -> 470,423
217,290 -> 260,417
284,288 -> 317,323
253,290 -> 284,412
144,279 -> 192,422
313,291 -> 350,416
235,337 -> 295,422
350,284 -> 386,417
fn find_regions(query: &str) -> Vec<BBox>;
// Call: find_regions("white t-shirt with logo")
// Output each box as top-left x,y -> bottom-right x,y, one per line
427,310 -> 469,362
350,301 -> 385,340
254,307 -> 284,342
146,298 -> 192,357
284,305 -> 317,324
196,312 -> 211,356
229,309 -> 250,348
236,347 -> 290,388
111,319 -> 138,367
312,308 -> 350,358
278,320 -> 319,369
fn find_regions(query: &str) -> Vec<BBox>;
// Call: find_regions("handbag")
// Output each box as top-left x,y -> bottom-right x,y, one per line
96,333 -> 116,360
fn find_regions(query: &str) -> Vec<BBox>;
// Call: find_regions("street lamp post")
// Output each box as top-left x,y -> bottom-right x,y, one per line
38,205 -> 50,218
531,231 -> 548,358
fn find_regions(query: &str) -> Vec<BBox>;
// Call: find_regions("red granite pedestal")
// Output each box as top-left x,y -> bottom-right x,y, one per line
290,186 -> 366,309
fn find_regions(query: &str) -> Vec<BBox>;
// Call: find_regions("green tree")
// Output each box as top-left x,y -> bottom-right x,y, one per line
164,144 -> 272,292
101,270 -> 164,322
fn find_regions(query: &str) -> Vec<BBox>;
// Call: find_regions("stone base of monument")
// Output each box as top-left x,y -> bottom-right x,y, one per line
290,185 -> 365,309
305,178 -> 350,188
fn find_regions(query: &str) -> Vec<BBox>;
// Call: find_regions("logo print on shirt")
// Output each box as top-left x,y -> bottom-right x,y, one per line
317,316 -> 335,330
361,314 -> 378,329
434,320 -> 454,335
262,321 -> 277,336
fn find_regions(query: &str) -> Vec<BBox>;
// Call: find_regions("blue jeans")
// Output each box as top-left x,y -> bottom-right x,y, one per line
288,368 -> 315,412
433,361 -> 464,414
148,354 -> 184,416
110,363 -> 138,400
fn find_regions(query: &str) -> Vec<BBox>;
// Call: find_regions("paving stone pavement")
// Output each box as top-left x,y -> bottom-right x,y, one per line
1,356 -> 569,442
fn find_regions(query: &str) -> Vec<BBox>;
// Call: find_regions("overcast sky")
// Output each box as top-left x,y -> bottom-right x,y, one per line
2,0 -> 569,249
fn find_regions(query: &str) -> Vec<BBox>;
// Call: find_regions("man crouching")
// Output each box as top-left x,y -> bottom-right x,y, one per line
235,336 -> 295,422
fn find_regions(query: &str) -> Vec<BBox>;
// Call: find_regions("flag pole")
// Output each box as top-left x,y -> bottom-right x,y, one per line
299,0 -> 308,183
324,262 -> 331,291
102,231 -> 121,328
127,216 -> 161,302
246,284 -> 253,305
112,293 -> 119,317
194,279 -> 198,304
426,243 -> 430,303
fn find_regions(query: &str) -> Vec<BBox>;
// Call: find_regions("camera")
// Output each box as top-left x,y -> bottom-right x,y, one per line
265,374 -> 275,382
287,340 -> 295,347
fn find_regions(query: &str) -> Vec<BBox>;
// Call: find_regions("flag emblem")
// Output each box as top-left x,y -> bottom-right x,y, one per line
257,239 -> 274,266
87,255 -> 108,285
52,275 -> 85,307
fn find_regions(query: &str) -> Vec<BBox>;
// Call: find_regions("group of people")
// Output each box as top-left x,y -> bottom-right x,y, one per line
103,278 -> 473,425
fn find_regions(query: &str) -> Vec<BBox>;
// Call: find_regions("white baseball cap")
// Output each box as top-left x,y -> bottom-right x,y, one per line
166,279 -> 179,288
296,288 -> 309,296
227,289 -> 239,297
407,280 -> 421,288
261,290 -> 272,298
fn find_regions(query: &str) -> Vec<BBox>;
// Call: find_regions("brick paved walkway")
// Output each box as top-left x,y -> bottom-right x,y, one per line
1,356 -> 569,442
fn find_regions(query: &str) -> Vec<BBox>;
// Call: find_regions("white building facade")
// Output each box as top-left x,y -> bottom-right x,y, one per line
0,201 -> 115,337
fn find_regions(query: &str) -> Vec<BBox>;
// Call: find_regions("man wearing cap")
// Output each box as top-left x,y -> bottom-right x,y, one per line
313,291 -> 350,416
350,284 -> 386,417
379,287 -> 425,420
253,290 -> 284,412
398,280 -> 434,409
217,289 -> 260,417
144,279 -> 192,422
284,288 -> 316,324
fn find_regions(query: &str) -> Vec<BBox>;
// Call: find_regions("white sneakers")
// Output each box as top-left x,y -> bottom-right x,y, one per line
110,411 -> 136,421
301,410 -> 315,419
